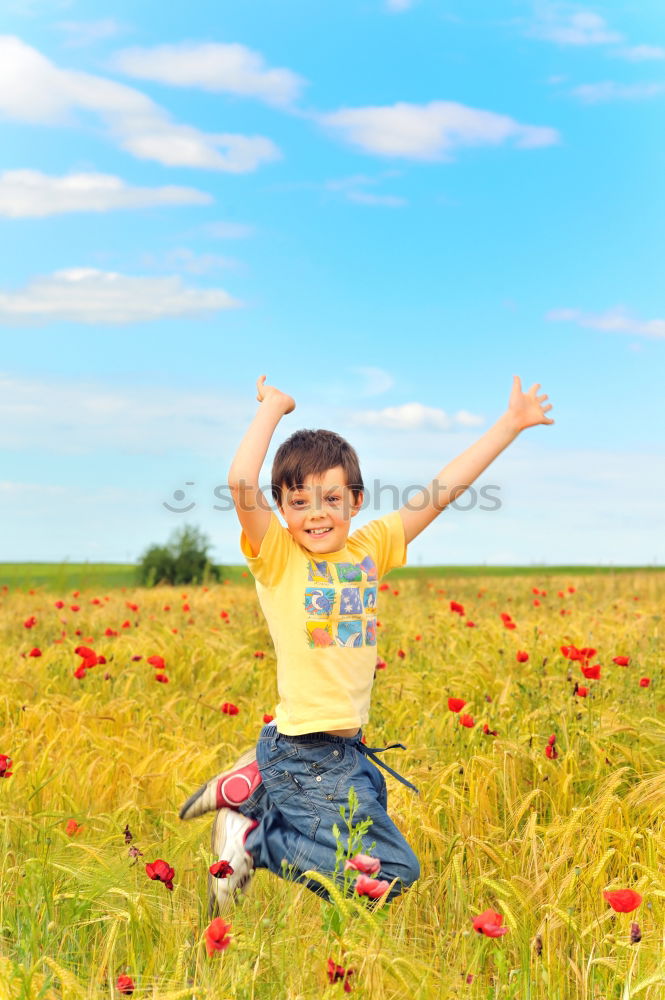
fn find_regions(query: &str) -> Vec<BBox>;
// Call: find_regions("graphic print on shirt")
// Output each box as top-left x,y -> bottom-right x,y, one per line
336,620 -> 363,647
306,621 -> 335,647
307,559 -> 334,584
304,556 -> 379,648
304,587 -> 335,616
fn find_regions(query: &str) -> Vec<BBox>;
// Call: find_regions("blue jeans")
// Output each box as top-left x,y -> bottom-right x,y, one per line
238,723 -> 420,903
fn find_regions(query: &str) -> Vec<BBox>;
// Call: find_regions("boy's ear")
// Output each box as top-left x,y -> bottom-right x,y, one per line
350,492 -> 364,517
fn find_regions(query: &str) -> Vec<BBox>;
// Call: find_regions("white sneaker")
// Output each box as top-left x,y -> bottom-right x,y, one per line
179,747 -> 260,821
208,809 -> 258,915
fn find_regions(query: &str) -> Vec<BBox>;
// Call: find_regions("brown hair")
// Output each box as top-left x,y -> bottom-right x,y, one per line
271,429 -> 364,508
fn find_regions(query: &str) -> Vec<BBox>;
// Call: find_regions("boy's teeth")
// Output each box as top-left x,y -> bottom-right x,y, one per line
308,528 -> 330,534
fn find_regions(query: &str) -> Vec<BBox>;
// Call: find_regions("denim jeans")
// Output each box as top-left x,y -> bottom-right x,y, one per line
238,723 -> 420,903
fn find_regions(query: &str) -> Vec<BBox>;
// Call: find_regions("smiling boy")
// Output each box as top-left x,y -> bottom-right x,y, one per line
180,373 -> 553,912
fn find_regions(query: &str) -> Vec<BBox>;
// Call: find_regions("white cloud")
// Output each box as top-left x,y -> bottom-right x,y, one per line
0,169 -> 212,218
615,45 -> 665,62
0,372 -> 255,459
0,35 -> 281,172
112,41 -> 305,107
204,221 -> 254,239
56,18 -> 125,47
140,248 -> 238,275
320,101 -> 559,160
570,81 -> 665,102
347,190 -> 406,206
529,6 -> 622,46
0,268 -> 240,325
349,402 -> 484,431
348,367 -> 395,396
325,173 -> 406,206
547,306 -> 665,339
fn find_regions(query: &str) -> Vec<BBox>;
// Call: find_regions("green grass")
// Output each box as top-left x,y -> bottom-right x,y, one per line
2,561 -> 663,591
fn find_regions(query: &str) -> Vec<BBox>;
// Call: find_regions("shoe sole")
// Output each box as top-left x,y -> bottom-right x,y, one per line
208,809 -> 254,917
179,746 -> 257,821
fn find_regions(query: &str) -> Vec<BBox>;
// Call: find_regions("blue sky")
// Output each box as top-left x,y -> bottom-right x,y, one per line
1,0 -> 663,565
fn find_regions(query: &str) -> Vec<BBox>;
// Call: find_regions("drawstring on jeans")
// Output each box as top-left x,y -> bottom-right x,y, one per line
355,740 -> 419,794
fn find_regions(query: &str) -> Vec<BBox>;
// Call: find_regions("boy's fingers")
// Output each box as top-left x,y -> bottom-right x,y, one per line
542,403 -> 553,412
537,394 -> 548,402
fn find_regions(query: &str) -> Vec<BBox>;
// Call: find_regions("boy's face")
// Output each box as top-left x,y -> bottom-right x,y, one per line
277,465 -> 363,552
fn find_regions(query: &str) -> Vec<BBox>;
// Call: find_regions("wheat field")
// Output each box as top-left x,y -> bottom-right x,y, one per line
1,572 -> 664,999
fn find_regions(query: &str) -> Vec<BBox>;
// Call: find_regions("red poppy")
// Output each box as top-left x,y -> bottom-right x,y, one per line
532,588 -> 540,595
155,673 -> 169,683
145,859 -> 174,891
379,583 -> 390,592
70,605 -> 80,612
344,853 -> 381,875
603,889 -> 642,913
327,958 -> 354,992
73,664 -> 88,680
545,734 -> 558,759
533,599 -> 541,606
104,628 -> 118,637
465,620 -> 476,627
121,620 -> 131,629
116,975 -> 135,995
65,819 -> 82,836
448,698 -> 466,713
126,602 -> 139,611
576,686 -> 588,698
205,917 -> 232,956
639,678 -> 651,688
579,647 -> 596,662
375,658 -> 387,670
459,714 -> 475,728
0,755 -> 13,778
557,591 -> 564,598
504,622 -> 516,630
500,612 -> 512,623
450,601 -> 464,615
613,656 -> 630,667
355,873 -> 390,898
221,702 -> 239,715
29,648 -> 42,657
516,651 -> 529,663
24,616 -> 37,629
582,664 -> 601,679
392,590 -> 399,596
263,713 -> 274,723
209,860 -> 234,878
147,655 -> 165,669
568,586 -> 576,594
561,645 -> 580,660
472,908 -> 508,937
397,649 -> 405,659
254,650 -> 265,658
54,600 -> 65,609
482,723 -> 498,736
163,605 -> 171,611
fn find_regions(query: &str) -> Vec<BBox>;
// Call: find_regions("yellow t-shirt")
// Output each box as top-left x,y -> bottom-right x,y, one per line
240,511 -> 407,735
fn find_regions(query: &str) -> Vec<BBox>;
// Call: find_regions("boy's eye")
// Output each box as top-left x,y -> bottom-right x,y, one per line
327,496 -> 341,503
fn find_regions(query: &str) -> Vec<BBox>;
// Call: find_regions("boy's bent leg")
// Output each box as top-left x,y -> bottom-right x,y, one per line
244,729 -> 420,902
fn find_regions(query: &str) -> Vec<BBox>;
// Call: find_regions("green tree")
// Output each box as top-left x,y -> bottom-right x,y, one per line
137,524 -> 221,586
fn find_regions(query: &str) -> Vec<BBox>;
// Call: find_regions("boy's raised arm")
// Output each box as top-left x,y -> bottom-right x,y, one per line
398,376 -> 554,546
228,376 -> 295,558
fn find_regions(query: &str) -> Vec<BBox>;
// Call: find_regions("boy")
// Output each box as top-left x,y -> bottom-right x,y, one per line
180,374 -> 553,912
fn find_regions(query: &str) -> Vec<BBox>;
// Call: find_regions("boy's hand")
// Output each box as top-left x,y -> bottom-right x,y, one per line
507,375 -> 554,432
256,375 -> 295,415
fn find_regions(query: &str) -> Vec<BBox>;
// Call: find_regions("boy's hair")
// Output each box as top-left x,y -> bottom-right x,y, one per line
271,429 -> 364,508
